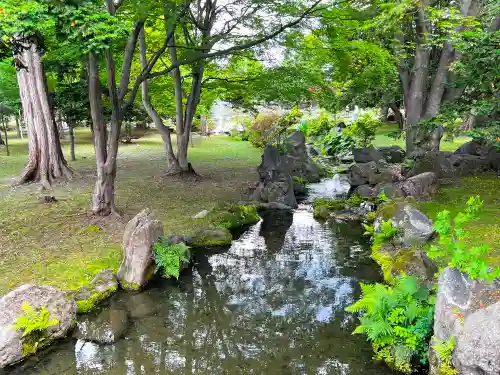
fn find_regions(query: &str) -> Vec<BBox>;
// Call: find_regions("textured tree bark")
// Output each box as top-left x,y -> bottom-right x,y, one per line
15,40 -> 71,188
15,116 -> 21,138
68,122 -> 76,161
388,103 -> 405,131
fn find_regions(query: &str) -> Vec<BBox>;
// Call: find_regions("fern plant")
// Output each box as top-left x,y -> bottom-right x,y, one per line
432,337 -> 457,375
346,276 -> 434,374
13,302 -> 59,356
152,237 -> 190,280
427,196 -> 500,282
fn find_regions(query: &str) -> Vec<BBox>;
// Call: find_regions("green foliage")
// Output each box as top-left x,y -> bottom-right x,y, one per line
344,114 -> 381,147
215,204 -> 260,229
13,302 -> 59,357
152,238 -> 190,280
346,276 -> 435,374
466,124 -> 500,149
366,211 -> 377,223
292,176 -> 307,185
427,196 -> 500,281
296,120 -> 309,135
76,287 -> 117,314
315,131 -> 356,157
307,112 -> 335,137
433,337 -> 457,375
377,191 -> 389,203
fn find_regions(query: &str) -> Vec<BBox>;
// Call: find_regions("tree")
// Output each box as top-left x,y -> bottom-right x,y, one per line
0,0 -> 72,188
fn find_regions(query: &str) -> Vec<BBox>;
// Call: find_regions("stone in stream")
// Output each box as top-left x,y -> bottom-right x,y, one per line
0,284 -> 77,368
283,131 -> 323,183
117,209 -> 164,290
375,199 -> 434,247
74,308 -> 128,344
251,145 -> 297,208
191,227 -> 232,247
91,269 -> 118,294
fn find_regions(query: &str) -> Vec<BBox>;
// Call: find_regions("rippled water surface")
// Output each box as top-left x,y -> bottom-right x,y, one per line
7,180 -> 394,375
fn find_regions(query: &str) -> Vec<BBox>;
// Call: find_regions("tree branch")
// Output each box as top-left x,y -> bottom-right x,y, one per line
118,21 -> 145,102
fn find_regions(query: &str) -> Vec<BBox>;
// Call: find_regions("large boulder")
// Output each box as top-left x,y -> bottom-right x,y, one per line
429,268 -> 500,375
406,151 -> 455,178
283,131 -> 323,182
0,284 -> 77,368
379,146 -> 406,163
349,160 -> 403,188
373,182 -> 406,198
117,209 -> 164,290
376,200 -> 434,247
252,145 -> 297,208
486,146 -> 500,171
454,140 -> 484,156
454,302 -> 500,375
401,172 -> 438,200
349,161 -> 377,187
449,154 -> 491,176
353,146 -> 383,163
354,184 -> 376,198
75,308 -> 128,344
191,228 -> 232,247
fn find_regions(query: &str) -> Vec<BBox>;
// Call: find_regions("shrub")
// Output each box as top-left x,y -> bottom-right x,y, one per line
152,238 -> 190,280
346,276 -> 435,374
427,196 -> 500,282
432,337 -> 457,375
13,302 -> 59,357
307,112 -> 335,137
344,113 -> 381,147
315,131 -> 356,157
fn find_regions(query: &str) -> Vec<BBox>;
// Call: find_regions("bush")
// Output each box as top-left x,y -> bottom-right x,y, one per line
346,276 -> 435,374
427,195 -> 500,282
315,131 -> 356,157
13,302 -> 59,356
152,238 -> 190,280
307,112 -> 336,137
344,113 -> 381,147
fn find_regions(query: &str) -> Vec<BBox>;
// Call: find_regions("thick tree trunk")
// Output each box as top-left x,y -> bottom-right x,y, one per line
69,123 -> 76,161
139,28 -> 181,174
15,40 -> 71,189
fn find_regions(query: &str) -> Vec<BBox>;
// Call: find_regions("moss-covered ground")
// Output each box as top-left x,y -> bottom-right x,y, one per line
0,129 -> 260,294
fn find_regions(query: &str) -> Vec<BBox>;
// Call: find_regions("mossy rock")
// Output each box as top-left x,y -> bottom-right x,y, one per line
76,286 -> 118,314
376,196 -> 417,221
205,204 -> 260,230
372,244 -> 437,286
192,228 -> 232,247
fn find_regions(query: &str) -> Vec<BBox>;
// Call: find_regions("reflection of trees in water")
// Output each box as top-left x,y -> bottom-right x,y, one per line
11,210 -> 389,375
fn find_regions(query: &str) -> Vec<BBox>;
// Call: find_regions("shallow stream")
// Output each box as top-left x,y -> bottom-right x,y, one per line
6,178 -> 394,375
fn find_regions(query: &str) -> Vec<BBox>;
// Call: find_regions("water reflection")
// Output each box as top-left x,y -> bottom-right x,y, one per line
7,202 -> 393,375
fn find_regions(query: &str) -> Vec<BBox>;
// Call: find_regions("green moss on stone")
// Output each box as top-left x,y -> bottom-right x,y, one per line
371,244 -> 417,284
76,286 -> 118,313
208,204 -> 260,230
192,228 -> 233,247
292,176 -> 307,185
120,282 -> 141,291
366,212 -> 377,222
313,199 -> 346,211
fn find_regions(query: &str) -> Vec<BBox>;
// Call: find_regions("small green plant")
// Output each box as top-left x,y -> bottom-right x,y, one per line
346,276 -> 435,374
296,120 -> 309,134
366,211 -> 377,223
373,219 -> 399,248
152,238 -> 190,280
377,191 -> 389,204
427,196 -> 500,282
343,113 -> 381,147
292,176 -> 307,185
13,302 -> 59,357
432,337 -> 457,375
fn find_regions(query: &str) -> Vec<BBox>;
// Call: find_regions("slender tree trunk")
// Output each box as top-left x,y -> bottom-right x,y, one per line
15,40 -> 71,189
88,51 -> 117,216
69,121 -> 76,161
15,115 -> 21,138
0,127 -> 3,145
139,28 -> 181,174
388,103 -> 404,131
3,120 -> 9,156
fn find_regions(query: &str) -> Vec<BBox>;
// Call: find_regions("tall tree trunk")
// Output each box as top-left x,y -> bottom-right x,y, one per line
15,40 -> 71,189
68,121 -> 76,161
139,28 -> 181,174
2,119 -> 9,156
0,126 -> 3,145
388,103 -> 404,131
88,51 -> 117,216
15,115 -> 21,138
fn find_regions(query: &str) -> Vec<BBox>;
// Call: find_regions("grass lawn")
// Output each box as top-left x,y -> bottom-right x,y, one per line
373,123 -> 472,152
419,174 -> 500,263
0,129 -> 261,294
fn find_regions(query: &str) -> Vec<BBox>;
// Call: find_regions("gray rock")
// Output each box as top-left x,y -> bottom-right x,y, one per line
91,269 -> 118,294
406,151 -> 455,178
379,146 -> 406,163
353,146 -> 383,163
0,284 -> 77,368
487,146 -> 500,171
454,302 -> 500,375
117,209 -> 164,290
353,184 -> 376,198
283,131 -> 323,182
252,145 -> 297,208
401,172 -> 438,199
192,209 -> 210,219
373,182 -> 406,198
255,202 -> 294,211
75,309 -> 128,344
449,154 -> 491,176
349,161 -> 377,187
293,180 -> 307,196
454,140 -> 484,156
376,201 -> 434,247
